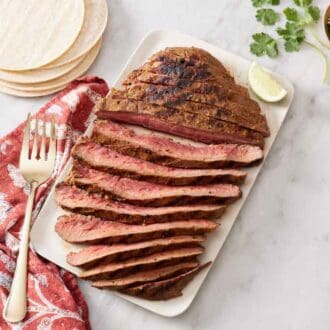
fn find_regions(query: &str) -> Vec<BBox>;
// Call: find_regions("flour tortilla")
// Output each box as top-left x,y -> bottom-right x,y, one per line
0,39 -> 102,93
0,83 -> 67,98
0,54 -> 86,84
0,0 -> 85,70
44,0 -> 108,68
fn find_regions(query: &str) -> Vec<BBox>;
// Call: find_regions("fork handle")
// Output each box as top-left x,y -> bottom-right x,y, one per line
3,182 -> 37,323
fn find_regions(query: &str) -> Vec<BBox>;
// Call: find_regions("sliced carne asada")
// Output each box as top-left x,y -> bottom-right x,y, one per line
79,247 -> 204,280
109,88 -> 269,136
120,261 -> 211,300
55,214 -> 218,244
55,183 -> 226,224
54,46 -> 270,301
96,98 -> 264,147
70,163 -> 241,206
72,139 -> 248,185
92,120 -> 262,169
67,236 -> 205,268
92,261 -> 199,289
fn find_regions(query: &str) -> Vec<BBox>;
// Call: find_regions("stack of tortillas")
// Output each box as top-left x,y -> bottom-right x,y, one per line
0,0 -> 108,97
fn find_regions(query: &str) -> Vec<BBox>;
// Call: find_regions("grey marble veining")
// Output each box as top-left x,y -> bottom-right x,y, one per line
0,1 -> 330,329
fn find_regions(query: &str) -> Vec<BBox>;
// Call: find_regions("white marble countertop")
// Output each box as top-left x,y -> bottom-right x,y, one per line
1,0 -> 330,329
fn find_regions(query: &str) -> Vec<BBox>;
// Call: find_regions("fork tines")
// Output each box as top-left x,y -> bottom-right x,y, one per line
20,113 -> 56,163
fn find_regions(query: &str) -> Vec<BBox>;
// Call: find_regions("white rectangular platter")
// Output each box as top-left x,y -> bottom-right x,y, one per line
31,29 -> 294,317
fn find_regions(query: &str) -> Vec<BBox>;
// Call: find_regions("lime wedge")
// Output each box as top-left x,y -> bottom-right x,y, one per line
248,62 -> 287,103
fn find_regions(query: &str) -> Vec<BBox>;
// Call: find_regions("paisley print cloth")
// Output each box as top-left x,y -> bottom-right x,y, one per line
0,76 -> 108,329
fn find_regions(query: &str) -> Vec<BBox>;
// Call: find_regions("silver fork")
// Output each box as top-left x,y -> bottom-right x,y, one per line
3,114 -> 57,323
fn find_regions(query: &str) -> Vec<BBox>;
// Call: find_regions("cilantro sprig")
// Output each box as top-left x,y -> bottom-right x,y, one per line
249,0 -> 329,83
277,22 -> 305,51
283,5 -> 320,25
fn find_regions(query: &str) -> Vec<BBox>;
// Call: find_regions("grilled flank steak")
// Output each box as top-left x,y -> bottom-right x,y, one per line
54,47 -> 270,301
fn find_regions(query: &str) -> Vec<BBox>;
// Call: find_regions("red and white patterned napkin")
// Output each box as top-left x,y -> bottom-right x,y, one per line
0,76 -> 109,329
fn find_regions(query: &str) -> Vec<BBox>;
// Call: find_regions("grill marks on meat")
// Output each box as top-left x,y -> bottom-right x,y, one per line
150,48 -> 229,72
55,214 -> 218,244
55,183 -> 226,224
125,70 -> 255,108
123,47 -> 261,107
92,120 -> 263,169
70,163 -> 241,206
125,51 -> 236,88
120,262 -> 211,300
67,236 -> 206,268
123,83 -> 259,118
130,53 -> 232,85
127,47 -> 248,95
79,247 -> 204,280
72,139 -> 248,185
96,98 -> 265,147
148,47 -> 234,79
119,85 -> 269,136
93,261 -> 199,289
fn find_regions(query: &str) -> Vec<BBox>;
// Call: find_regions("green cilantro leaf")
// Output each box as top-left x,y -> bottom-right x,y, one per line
284,39 -> 301,51
250,33 -> 279,58
306,5 -> 320,22
277,22 -> 305,51
256,8 -> 280,25
283,8 -> 300,22
252,0 -> 280,7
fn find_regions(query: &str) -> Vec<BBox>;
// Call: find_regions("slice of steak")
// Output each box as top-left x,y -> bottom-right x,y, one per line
55,214 -> 218,244
124,70 -> 259,112
112,87 -> 269,136
55,183 -> 226,224
79,247 -> 204,280
96,98 -> 264,147
72,139 -> 248,185
70,163 -> 242,206
67,236 -> 205,268
92,261 -> 199,289
120,262 -> 211,300
92,120 -> 262,169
